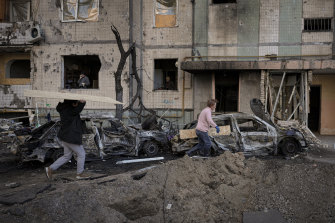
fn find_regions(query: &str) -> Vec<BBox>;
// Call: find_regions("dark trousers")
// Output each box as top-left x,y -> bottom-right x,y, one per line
187,129 -> 211,156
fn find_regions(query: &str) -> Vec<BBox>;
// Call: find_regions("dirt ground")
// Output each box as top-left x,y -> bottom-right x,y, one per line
0,145 -> 335,223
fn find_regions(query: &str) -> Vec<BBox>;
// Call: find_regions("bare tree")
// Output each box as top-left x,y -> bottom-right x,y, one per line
111,25 -> 134,120
111,25 -> 154,120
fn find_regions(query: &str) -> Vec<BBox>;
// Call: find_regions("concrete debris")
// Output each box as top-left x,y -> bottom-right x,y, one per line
0,184 -> 51,205
166,203 -> 172,210
4,182 -> 21,189
277,120 -> 323,147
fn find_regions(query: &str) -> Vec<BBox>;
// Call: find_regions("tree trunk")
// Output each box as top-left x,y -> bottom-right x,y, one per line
111,25 -> 134,120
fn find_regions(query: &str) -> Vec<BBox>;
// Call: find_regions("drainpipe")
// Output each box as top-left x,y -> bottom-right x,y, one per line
129,0 -> 133,104
191,0 -> 195,56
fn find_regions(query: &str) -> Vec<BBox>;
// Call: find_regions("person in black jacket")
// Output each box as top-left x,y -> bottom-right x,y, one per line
45,99 -> 89,180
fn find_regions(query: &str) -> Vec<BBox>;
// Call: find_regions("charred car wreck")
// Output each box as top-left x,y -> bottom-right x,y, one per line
172,99 -> 308,157
13,117 -> 174,163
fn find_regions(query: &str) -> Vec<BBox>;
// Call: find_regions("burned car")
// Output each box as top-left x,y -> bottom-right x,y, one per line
13,116 -> 175,163
172,99 -> 308,157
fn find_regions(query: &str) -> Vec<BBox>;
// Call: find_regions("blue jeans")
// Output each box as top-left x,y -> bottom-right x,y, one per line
187,129 -> 211,156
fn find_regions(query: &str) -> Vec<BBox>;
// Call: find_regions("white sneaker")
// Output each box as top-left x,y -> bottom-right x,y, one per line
45,167 -> 52,180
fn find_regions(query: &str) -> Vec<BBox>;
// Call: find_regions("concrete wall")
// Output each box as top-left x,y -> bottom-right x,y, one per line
136,0 -> 194,124
259,0 -> 279,58
194,0 -> 208,57
205,0 -> 334,59
27,0 -> 130,109
312,74 -> 335,135
237,0 -> 260,60
239,71 -> 261,114
278,0 -> 302,56
208,2 -> 237,58
302,0 -> 334,58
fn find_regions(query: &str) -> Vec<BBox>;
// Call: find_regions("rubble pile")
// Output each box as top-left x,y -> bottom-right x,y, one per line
0,152 -> 258,222
1,151 -> 335,222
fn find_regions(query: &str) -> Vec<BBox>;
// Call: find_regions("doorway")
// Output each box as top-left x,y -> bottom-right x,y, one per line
308,86 -> 321,132
215,72 -> 239,112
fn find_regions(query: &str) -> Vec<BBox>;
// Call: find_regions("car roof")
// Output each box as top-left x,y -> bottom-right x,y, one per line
213,112 -> 256,119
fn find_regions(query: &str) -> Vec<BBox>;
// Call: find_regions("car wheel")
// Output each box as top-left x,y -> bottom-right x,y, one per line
51,149 -> 64,162
281,139 -> 299,156
143,141 -> 159,157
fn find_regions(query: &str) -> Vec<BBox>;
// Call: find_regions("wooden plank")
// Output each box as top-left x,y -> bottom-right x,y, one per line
24,90 -> 123,105
179,125 -> 231,140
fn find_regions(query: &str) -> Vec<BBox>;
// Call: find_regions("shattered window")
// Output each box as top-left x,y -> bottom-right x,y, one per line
5,59 -> 30,78
62,0 -> 99,22
63,55 -> 101,89
154,59 -> 178,91
0,0 -> 31,22
237,119 -> 267,133
214,117 -> 233,132
154,0 -> 177,28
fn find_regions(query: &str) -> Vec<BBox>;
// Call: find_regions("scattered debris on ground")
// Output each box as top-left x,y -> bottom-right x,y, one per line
0,149 -> 334,222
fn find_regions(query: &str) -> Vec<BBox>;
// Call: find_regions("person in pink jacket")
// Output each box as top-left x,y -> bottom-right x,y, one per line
186,99 -> 220,157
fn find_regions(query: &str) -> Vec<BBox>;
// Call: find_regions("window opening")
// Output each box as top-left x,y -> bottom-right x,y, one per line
212,0 -> 236,4
63,55 -> 101,89
62,0 -> 99,22
304,18 -> 332,31
0,0 -> 30,22
237,118 -> 267,132
215,72 -> 239,112
154,0 -> 177,28
154,59 -> 178,90
6,60 -> 30,78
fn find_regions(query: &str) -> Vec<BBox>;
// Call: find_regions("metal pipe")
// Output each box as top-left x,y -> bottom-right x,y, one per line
304,72 -> 309,126
287,102 -> 301,121
288,85 -> 296,105
265,72 -> 269,111
271,72 -> 286,121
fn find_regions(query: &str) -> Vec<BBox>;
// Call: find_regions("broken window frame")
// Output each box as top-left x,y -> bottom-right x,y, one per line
61,0 -> 99,23
153,58 -> 178,91
153,0 -> 178,28
0,0 -> 31,22
236,118 -> 268,133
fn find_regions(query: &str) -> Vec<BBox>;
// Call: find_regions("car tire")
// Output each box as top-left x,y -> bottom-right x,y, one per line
281,139 -> 299,156
51,149 -> 64,162
143,141 -> 159,157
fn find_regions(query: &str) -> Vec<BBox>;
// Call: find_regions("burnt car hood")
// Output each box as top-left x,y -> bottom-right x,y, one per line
250,98 -> 276,128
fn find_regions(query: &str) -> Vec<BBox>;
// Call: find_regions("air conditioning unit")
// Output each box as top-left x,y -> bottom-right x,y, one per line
26,25 -> 43,43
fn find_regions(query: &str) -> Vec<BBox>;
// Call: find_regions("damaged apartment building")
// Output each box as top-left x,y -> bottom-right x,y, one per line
0,0 -> 335,135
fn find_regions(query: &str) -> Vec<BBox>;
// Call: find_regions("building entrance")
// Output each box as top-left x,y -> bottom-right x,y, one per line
215,72 -> 239,112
